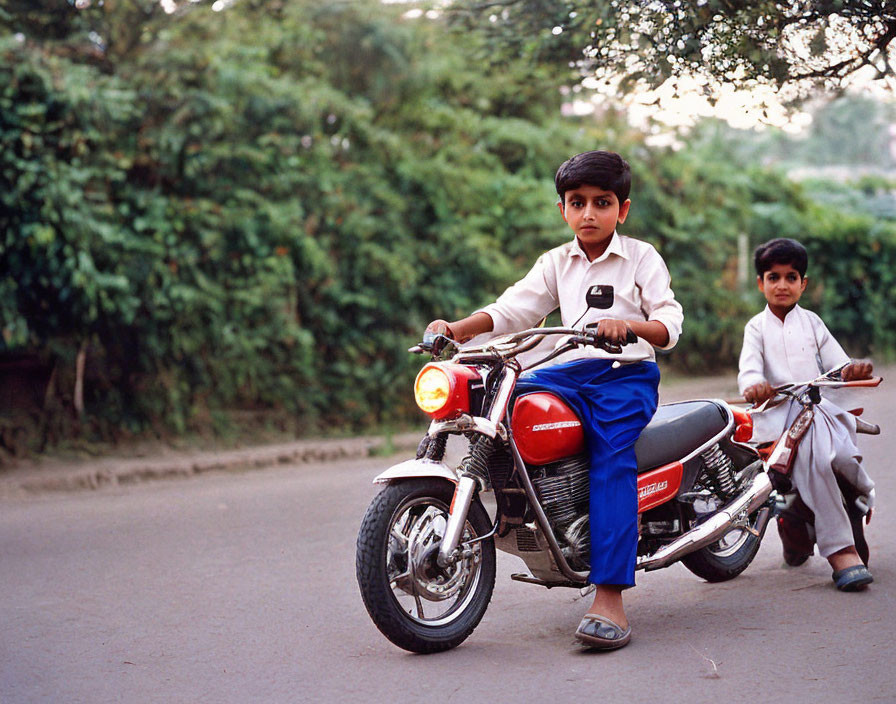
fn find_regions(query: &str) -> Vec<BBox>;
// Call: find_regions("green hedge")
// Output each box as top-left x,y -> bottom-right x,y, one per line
2,2 -> 894,451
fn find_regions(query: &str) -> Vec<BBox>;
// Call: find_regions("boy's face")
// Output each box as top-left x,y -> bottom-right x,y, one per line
558,185 -> 630,260
758,262 -> 807,317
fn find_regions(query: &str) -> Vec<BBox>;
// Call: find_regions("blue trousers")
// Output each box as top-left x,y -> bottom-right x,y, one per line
518,359 -> 660,587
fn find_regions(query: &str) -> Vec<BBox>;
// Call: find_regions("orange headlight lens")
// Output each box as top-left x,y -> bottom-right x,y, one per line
414,366 -> 451,415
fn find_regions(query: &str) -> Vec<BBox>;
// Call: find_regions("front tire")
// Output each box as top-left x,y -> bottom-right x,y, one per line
356,478 -> 496,653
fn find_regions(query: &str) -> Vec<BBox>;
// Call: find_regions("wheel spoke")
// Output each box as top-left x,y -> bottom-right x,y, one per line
390,525 -> 410,549
395,509 -> 418,537
389,569 -> 413,593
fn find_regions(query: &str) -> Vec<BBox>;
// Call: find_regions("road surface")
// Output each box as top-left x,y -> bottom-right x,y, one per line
1,382 -> 894,703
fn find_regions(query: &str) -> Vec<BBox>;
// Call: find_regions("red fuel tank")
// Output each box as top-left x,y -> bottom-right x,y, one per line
512,392 -> 586,465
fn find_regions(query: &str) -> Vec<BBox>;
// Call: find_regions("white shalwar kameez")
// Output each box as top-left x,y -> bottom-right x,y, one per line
738,305 -> 874,557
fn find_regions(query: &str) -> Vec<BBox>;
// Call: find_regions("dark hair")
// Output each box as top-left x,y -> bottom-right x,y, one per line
754,238 -> 808,278
555,150 -> 631,204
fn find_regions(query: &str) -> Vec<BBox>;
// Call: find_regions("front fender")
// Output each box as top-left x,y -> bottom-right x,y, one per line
373,458 -> 458,485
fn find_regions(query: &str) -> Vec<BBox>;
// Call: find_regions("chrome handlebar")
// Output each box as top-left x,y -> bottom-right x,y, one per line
411,326 -> 638,363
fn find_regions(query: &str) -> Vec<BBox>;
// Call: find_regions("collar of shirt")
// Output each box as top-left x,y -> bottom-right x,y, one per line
567,231 -> 629,263
762,303 -> 802,327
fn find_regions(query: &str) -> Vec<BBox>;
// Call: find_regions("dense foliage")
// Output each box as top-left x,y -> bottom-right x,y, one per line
1,0 -> 587,444
2,0 -> 895,452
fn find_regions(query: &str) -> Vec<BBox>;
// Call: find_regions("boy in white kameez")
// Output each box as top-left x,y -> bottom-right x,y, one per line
738,238 -> 875,591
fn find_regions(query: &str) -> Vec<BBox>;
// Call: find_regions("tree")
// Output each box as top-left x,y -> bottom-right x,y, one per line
447,1 -> 896,102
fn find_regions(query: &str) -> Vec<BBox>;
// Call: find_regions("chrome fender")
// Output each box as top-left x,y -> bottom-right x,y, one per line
372,458 -> 458,485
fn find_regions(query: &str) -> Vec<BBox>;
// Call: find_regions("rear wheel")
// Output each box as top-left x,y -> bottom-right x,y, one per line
356,478 -> 496,653
681,506 -> 770,582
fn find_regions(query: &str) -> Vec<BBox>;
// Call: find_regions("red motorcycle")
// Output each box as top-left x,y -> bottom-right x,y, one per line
356,299 -> 774,653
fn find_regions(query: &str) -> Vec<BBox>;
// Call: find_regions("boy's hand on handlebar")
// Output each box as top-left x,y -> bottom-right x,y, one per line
424,319 -> 455,340
422,319 -> 458,356
744,381 -> 774,406
593,318 -> 632,343
841,360 -> 873,381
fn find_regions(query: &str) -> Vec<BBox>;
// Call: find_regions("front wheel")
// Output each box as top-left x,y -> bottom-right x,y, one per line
356,478 -> 496,653
681,506 -> 771,582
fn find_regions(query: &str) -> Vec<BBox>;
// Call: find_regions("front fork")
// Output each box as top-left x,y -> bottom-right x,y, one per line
434,365 -> 518,567
437,475 -> 479,567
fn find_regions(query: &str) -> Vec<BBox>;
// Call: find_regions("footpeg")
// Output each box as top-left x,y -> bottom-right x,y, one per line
510,573 -> 587,589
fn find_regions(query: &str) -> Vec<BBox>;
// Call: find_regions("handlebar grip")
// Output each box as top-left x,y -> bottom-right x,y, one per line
841,377 -> 883,388
583,323 -> 638,346
419,331 -> 454,356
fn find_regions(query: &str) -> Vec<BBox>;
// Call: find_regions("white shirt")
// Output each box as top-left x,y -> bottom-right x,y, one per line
477,232 -> 683,363
738,304 -> 851,442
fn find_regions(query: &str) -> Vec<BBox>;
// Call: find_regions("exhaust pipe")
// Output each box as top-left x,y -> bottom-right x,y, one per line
637,471 -> 773,572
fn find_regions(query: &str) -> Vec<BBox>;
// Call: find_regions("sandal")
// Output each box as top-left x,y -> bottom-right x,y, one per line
574,613 -> 632,650
832,565 -> 874,592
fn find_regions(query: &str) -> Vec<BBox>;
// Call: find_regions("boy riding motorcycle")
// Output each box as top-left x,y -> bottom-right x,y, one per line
738,238 -> 875,591
426,150 -> 683,649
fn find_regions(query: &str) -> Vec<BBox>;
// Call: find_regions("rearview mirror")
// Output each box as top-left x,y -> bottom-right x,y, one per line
585,284 -> 614,310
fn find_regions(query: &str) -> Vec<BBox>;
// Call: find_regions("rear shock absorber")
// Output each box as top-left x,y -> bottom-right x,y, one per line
699,444 -> 737,499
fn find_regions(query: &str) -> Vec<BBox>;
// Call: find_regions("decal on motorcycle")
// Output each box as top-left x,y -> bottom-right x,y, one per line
637,462 -> 683,513
531,421 -> 582,431
638,480 -> 668,500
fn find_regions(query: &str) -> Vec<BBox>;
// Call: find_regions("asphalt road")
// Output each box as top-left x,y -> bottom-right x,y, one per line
1,382 -> 894,704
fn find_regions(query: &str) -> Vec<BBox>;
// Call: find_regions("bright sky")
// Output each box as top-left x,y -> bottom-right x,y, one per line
560,61 -> 896,144
566,75 -> 811,133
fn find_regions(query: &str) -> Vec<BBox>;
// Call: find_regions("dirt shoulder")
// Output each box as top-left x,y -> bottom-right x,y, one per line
0,432 -> 424,498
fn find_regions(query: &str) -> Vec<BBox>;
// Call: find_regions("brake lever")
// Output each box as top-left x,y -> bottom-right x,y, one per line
417,331 -> 455,358
574,332 -> 622,355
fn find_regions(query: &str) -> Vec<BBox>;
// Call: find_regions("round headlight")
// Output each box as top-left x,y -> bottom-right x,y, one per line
414,366 -> 451,414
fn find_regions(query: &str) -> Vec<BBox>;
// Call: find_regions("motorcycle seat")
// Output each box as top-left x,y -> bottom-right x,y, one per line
635,401 -> 730,473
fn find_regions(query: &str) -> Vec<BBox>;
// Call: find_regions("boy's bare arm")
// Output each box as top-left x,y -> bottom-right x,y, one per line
425,312 -> 494,343
594,319 -> 669,347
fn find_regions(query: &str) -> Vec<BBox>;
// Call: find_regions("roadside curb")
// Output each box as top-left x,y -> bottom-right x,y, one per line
0,432 -> 423,499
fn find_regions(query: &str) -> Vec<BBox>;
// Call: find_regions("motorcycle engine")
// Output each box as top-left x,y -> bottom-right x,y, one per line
530,454 -> 591,571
